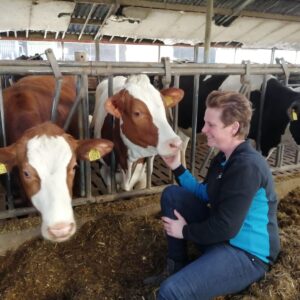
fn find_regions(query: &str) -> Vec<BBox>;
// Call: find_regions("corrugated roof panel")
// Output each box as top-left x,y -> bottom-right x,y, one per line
72,3 -> 93,19
93,4 -> 112,20
1,0 -> 300,49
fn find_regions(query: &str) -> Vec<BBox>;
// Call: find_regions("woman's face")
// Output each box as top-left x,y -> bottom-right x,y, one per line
202,107 -> 239,151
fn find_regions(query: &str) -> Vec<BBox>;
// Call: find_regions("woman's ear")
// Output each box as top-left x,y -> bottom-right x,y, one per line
232,121 -> 240,135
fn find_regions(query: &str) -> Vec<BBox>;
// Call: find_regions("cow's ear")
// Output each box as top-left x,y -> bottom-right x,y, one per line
104,90 -> 127,119
0,144 -> 17,174
288,101 -> 300,121
105,97 -> 121,118
160,88 -> 184,108
75,139 -> 114,161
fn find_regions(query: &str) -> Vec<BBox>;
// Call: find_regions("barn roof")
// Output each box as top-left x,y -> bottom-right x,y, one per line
1,0 -> 300,50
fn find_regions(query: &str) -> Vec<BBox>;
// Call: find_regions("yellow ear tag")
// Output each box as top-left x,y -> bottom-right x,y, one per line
0,163 -> 7,175
88,149 -> 101,161
291,110 -> 298,121
164,95 -> 174,107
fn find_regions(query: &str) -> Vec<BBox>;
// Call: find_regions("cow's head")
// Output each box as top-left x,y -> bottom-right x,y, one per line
104,74 -> 184,161
0,122 -> 113,242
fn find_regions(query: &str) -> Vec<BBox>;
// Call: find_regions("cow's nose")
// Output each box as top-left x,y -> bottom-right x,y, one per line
48,222 -> 75,240
169,137 -> 182,150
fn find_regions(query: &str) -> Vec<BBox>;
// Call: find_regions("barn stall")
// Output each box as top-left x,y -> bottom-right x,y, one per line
0,0 -> 300,299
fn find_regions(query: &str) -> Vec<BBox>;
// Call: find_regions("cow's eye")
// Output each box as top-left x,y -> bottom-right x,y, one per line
23,170 -> 30,178
133,111 -> 141,117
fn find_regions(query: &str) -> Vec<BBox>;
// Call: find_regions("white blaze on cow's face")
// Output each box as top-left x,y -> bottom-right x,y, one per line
26,135 -> 76,242
121,75 -> 182,160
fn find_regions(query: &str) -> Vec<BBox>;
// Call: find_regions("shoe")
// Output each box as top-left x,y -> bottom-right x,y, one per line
144,287 -> 159,300
143,258 -> 185,286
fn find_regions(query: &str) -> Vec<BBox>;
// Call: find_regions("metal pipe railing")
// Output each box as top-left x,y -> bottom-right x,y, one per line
0,185 -> 168,219
1,59 -> 300,220
1,61 -> 300,76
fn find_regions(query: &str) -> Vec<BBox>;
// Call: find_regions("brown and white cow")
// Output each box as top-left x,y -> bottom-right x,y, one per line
0,76 -> 113,242
91,74 -> 184,191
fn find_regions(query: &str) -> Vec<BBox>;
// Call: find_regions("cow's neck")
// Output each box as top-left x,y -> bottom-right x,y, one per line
101,117 -> 129,171
101,116 -> 149,171
113,119 -> 130,171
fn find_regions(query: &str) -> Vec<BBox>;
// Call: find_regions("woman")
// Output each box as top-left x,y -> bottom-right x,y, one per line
145,90 -> 280,299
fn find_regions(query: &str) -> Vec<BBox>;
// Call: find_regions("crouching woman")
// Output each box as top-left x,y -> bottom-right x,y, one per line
145,90 -> 280,299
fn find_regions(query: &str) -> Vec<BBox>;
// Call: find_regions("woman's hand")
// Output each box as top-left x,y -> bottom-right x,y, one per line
161,150 -> 181,170
162,210 -> 187,239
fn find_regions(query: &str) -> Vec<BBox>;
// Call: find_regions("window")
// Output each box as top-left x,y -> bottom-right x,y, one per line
274,49 -> 297,64
215,48 -> 236,63
235,48 -> 272,64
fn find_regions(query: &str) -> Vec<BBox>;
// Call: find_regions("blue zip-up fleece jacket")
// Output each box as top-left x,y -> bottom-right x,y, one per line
174,140 -> 280,264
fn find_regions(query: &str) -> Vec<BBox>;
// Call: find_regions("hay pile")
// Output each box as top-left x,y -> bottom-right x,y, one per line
0,188 -> 299,300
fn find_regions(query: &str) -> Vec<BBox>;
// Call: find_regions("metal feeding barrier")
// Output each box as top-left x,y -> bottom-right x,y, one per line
0,52 -> 300,219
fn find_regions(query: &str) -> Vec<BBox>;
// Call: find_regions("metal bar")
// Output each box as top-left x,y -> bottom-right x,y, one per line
161,57 -> 171,87
271,163 -> 300,173
173,75 -> 180,133
198,147 -> 215,177
277,58 -> 290,86
171,74 -> 180,183
270,48 -> 276,64
63,83 -> 84,131
51,79 -> 63,122
256,74 -> 268,152
1,61 -> 300,76
275,144 -> 285,168
107,75 -> 116,194
295,147 -> 300,164
0,185 -> 169,220
0,80 -> 14,210
45,48 -> 63,122
95,40 -> 100,61
0,82 -> 7,149
204,0 -> 213,63
94,4 -> 118,40
80,69 -> 92,198
194,45 -> 199,63
77,76 -> 86,198
78,3 -> 96,41
146,157 -> 152,189
73,52 -> 92,198
190,74 -> 200,175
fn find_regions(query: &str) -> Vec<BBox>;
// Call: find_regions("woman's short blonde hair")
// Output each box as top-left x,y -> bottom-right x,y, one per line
206,90 -> 253,138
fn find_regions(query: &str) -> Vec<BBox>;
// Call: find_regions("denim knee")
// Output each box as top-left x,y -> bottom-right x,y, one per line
161,185 -> 180,216
159,276 -> 180,300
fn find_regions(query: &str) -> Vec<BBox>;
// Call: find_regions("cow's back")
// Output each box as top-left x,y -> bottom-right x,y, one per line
3,75 -> 76,144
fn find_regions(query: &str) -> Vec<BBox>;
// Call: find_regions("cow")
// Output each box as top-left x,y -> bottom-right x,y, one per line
91,74 -> 184,191
1,54 -> 44,88
170,74 -> 300,157
0,75 -> 114,242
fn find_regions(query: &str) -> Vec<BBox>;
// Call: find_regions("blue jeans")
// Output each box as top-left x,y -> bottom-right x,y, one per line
158,185 -> 267,300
